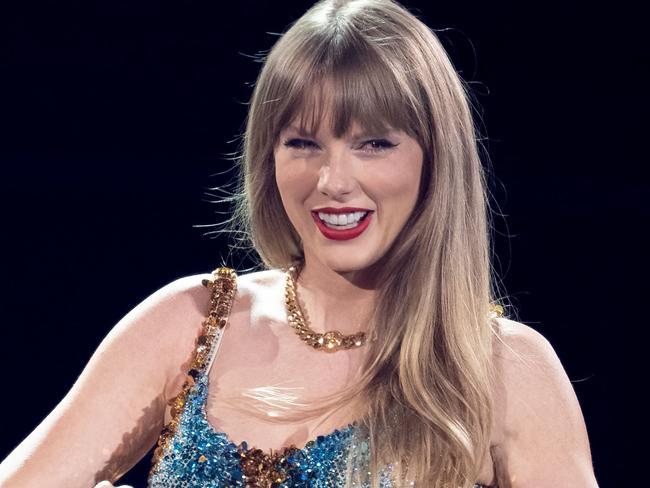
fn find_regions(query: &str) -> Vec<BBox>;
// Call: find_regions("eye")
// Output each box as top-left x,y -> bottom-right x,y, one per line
282,138 -> 319,151
359,139 -> 398,153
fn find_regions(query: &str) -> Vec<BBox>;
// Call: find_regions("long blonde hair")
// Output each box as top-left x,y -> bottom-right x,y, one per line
216,0 -> 508,485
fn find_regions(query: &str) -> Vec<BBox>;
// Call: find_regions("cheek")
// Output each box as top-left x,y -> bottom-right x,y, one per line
274,156 -> 314,215
276,165 -> 302,196
373,161 -> 422,210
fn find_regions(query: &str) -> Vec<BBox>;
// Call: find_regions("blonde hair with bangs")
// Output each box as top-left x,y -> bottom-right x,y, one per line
220,0 -> 507,486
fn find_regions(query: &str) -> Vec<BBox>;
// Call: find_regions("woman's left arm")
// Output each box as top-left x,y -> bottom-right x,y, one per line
490,318 -> 600,488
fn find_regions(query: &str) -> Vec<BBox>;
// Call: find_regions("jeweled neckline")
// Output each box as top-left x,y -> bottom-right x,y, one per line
194,373 -> 359,453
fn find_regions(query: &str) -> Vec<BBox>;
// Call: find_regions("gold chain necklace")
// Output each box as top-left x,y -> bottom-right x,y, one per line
284,262 -> 366,353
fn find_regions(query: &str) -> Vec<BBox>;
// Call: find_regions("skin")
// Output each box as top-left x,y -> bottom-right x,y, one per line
273,112 -> 423,335
0,110 -> 598,487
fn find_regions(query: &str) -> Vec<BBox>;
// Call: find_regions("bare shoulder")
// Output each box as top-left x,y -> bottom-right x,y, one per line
491,316 -> 583,431
490,317 -> 599,487
491,317 -> 586,408
120,273 -> 215,362
491,317 -> 557,368
161,267 -> 283,341
160,268 -> 285,375
146,268 -> 271,339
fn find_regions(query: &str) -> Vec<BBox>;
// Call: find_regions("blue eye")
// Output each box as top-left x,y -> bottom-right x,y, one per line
283,138 -> 318,150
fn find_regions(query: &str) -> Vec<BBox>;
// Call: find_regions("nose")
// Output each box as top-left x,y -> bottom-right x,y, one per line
316,148 -> 356,199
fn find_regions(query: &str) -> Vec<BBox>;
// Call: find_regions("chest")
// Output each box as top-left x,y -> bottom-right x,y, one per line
221,311 -> 362,382
162,279 -> 497,486
204,302 -> 367,451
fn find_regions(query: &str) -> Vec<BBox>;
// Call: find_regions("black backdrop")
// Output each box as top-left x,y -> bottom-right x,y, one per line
1,1 -> 644,486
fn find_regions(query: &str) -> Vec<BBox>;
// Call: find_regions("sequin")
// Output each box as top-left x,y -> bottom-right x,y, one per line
147,372 -> 488,488
147,267 -> 491,488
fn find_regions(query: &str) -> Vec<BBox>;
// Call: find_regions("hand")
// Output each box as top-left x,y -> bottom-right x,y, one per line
93,482 -> 134,488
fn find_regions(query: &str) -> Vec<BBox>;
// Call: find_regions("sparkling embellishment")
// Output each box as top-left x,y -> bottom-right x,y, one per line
146,265 -> 492,487
148,266 -> 238,480
148,371 -> 384,487
284,262 -> 367,353
147,372 -> 489,487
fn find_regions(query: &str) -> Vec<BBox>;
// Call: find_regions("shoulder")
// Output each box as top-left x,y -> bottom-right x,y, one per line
491,318 -> 571,432
92,273 -> 217,382
150,268 -> 284,357
490,318 -> 598,487
151,266 -> 284,330
491,317 -> 583,435
143,267 -> 280,326
491,317 -> 557,372
119,273 -> 215,342
491,317 -> 578,407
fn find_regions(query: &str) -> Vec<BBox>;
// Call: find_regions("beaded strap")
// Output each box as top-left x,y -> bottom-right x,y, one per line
149,266 -> 238,476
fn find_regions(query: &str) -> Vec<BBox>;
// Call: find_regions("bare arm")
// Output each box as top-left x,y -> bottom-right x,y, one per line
491,318 -> 600,488
0,274 -> 212,488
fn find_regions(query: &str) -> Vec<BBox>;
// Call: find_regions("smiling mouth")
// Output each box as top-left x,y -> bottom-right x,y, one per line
311,210 -> 372,229
310,210 -> 374,241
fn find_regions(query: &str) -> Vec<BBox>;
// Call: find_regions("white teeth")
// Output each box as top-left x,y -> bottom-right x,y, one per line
317,211 -> 368,226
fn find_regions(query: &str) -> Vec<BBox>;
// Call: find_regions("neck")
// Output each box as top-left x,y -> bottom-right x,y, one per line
291,255 -> 378,335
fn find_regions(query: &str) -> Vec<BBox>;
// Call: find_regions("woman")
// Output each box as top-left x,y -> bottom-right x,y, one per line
0,0 -> 598,486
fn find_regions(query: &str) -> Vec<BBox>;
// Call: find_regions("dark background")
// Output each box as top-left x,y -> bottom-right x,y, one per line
1,1 -> 644,486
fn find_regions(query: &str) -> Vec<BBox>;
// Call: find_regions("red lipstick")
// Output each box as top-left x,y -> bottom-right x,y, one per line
311,210 -> 373,241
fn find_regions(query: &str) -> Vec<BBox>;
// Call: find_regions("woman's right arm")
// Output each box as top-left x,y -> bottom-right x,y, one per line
0,273 -> 212,488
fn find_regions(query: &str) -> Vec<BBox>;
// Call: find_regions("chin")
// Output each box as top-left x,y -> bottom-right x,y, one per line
320,254 -> 379,275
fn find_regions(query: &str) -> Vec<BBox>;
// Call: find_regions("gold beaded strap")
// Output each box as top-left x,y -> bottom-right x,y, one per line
197,267 -> 239,376
149,266 -> 238,477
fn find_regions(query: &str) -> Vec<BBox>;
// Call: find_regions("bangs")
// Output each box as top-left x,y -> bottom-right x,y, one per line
270,36 -> 422,141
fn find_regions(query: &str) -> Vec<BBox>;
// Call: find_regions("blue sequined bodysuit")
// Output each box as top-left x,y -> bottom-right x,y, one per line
147,268 -> 492,487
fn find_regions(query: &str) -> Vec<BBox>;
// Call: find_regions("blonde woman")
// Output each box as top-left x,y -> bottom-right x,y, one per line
0,0 -> 599,487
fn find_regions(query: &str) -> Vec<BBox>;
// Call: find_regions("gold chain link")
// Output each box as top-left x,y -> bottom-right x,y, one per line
284,263 -> 366,353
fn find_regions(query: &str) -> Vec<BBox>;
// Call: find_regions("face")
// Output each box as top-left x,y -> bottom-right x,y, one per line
273,111 -> 423,275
